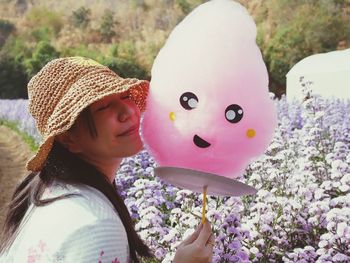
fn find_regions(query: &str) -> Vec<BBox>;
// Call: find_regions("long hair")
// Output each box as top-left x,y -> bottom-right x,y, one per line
0,108 -> 153,262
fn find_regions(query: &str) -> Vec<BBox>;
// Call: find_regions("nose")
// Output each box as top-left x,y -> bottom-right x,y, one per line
117,100 -> 135,122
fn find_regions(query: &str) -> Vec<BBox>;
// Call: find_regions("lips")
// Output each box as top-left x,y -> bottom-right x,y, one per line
193,134 -> 211,148
118,124 -> 139,136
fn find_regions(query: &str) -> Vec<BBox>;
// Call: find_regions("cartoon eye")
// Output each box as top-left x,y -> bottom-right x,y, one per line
225,104 -> 243,123
180,92 -> 198,110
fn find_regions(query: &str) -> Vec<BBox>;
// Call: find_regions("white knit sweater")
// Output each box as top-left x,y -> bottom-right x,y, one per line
0,182 -> 130,263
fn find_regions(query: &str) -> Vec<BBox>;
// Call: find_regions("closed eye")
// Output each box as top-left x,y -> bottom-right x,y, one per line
122,95 -> 131,100
97,104 -> 110,111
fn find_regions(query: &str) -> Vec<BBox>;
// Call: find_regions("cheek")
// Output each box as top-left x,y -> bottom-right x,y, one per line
71,120 -> 90,141
92,116 -> 110,134
126,98 -> 141,115
135,106 -> 141,121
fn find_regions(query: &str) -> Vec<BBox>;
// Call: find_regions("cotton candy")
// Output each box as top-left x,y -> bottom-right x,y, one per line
142,0 -> 277,178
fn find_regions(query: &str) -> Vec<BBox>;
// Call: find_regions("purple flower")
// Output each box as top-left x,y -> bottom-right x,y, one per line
228,241 -> 242,250
3,95 -> 350,262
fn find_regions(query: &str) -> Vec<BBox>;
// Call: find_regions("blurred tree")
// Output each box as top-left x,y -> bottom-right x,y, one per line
117,40 -> 137,62
176,0 -> 191,14
14,0 -> 28,14
1,35 -> 31,66
130,0 -> 148,10
101,57 -> 149,80
71,6 -> 91,29
0,19 -> 15,47
154,10 -> 170,30
59,44 -> 100,60
109,44 -> 119,57
26,8 -> 63,36
24,41 -> 60,78
31,26 -> 54,42
0,52 -> 28,99
99,10 -> 116,42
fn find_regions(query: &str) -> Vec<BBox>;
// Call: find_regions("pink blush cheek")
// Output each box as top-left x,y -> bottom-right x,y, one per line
246,100 -> 277,154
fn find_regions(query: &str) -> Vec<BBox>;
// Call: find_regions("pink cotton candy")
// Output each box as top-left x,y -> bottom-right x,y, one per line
142,0 -> 277,178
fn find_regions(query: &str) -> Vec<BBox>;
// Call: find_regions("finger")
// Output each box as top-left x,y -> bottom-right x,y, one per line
204,234 -> 214,263
207,252 -> 213,263
203,239 -> 214,263
205,233 -> 215,247
194,220 -> 212,247
181,223 -> 203,246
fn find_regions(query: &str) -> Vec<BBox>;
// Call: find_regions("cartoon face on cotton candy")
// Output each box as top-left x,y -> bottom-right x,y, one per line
142,0 -> 277,179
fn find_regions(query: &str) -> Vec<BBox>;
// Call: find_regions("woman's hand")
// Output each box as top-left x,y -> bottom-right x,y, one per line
173,221 -> 214,263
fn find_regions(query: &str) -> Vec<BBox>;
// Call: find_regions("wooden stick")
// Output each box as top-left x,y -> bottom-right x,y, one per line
202,185 -> 208,224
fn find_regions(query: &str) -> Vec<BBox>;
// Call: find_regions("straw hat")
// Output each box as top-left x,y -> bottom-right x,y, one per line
26,57 -> 149,172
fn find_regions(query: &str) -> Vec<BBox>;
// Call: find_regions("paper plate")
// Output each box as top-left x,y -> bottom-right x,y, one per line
154,166 -> 257,197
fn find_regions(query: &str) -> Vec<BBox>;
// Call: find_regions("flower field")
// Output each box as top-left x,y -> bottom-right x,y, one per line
0,93 -> 349,263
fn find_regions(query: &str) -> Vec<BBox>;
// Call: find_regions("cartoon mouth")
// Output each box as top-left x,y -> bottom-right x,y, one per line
193,135 -> 211,148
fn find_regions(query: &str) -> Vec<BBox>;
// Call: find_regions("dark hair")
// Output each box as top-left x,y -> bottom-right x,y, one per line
0,107 -> 153,262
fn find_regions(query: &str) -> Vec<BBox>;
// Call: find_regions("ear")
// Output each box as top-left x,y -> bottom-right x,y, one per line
55,132 -> 82,153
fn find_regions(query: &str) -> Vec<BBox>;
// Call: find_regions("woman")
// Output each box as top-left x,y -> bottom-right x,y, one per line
0,57 -> 214,262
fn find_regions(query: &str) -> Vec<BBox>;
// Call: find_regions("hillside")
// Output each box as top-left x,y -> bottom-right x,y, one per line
1,0 -> 350,97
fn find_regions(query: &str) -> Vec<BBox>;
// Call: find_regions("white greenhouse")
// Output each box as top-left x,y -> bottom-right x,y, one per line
286,49 -> 350,101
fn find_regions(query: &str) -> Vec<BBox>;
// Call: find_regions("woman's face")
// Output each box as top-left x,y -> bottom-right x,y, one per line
67,91 -> 143,161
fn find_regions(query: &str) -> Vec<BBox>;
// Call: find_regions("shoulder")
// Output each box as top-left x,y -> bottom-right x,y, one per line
23,183 -> 123,236
40,182 -> 118,222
